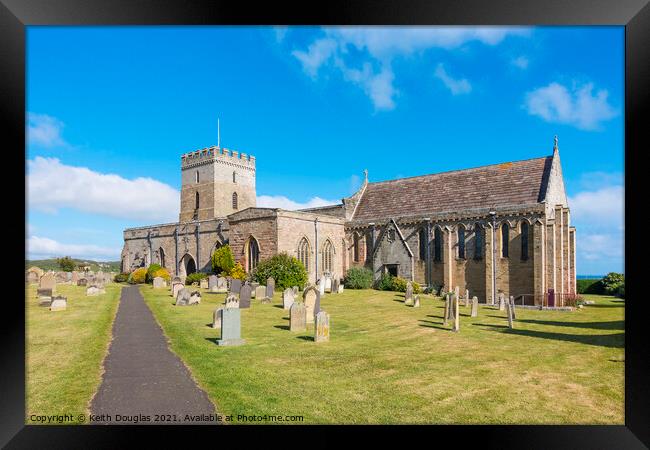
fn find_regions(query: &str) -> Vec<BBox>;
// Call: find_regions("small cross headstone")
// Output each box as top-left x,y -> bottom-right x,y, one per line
315,311 -> 330,343
216,307 -> 245,346
239,284 -> 252,308
290,302 -> 306,332
50,295 -> 67,311
413,295 -> 420,308
471,296 -> 479,317
283,288 -> 295,310
212,307 -> 223,329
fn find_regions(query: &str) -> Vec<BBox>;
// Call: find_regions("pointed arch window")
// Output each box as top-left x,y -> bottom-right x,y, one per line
521,221 -> 529,260
458,226 -> 466,259
297,237 -> 310,270
247,237 -> 260,272
233,171 -> 236,183
232,192 -> 238,209
195,171 -> 199,183
353,233 -> 360,262
419,227 -> 427,261
158,247 -> 166,268
474,223 -> 483,260
433,227 -> 442,262
501,223 -> 510,258
323,240 -> 334,273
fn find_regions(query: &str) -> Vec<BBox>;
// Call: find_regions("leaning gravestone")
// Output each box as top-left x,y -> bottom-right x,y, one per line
172,282 -> 184,299
216,307 -> 245,346
471,296 -> 479,317
153,277 -> 166,289
40,273 -> 56,294
283,288 -> 295,310
212,307 -> 223,329
405,282 -> 414,303
254,285 -> 266,301
200,278 -> 209,289
315,311 -> 330,343
239,284 -> 252,309
413,295 -> 420,308
77,278 -> 87,287
86,286 -> 106,296
175,288 -> 191,306
50,296 -> 67,311
188,291 -> 201,305
303,286 -> 319,324
290,302 -> 306,332
208,275 -> 219,290
266,277 -> 275,299
230,279 -> 242,295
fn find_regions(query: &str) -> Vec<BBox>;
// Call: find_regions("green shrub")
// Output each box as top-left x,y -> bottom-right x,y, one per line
56,256 -> 76,272
128,268 -> 147,284
344,267 -> 373,289
185,272 -> 208,285
145,263 -> 162,283
211,245 -> 235,275
602,272 -> 624,296
251,252 -> 308,291
114,272 -> 129,283
375,272 -> 394,291
576,278 -> 605,295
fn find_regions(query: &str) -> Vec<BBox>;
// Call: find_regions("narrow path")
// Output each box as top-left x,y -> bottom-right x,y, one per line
90,286 -> 217,424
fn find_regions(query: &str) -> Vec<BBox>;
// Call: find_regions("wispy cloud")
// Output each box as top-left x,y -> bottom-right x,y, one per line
511,56 -> 529,69
290,26 -> 530,110
27,235 -> 120,261
27,157 -> 180,223
569,185 -> 624,227
524,81 -> 618,130
257,195 -> 339,210
434,63 -> 472,95
27,113 -> 68,148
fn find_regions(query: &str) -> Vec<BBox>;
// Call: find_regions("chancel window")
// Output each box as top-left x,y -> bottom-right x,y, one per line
521,221 -> 529,260
419,227 -> 427,261
232,192 -> 238,209
458,226 -> 465,259
353,233 -> 360,262
501,223 -> 509,258
297,238 -> 310,270
433,227 -> 442,262
323,240 -> 334,273
474,223 -> 482,260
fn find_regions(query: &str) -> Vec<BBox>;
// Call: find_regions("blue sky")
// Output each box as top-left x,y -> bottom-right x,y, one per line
26,26 -> 624,275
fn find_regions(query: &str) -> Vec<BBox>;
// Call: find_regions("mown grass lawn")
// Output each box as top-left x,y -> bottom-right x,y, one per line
26,282 -> 121,424
142,286 -> 624,424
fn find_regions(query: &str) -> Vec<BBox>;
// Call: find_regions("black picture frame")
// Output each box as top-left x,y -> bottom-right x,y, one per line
3,0 -> 647,447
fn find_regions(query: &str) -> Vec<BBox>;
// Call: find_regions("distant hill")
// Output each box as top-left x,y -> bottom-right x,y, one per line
26,258 -> 121,272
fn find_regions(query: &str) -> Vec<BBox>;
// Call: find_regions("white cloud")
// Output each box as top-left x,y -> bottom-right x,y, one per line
569,185 -> 624,226
257,195 -> 339,210
291,26 -> 529,110
27,235 -> 120,261
434,63 -> 472,95
27,113 -> 68,148
273,26 -> 288,43
27,157 -> 180,223
579,232 -> 624,262
511,56 -> 529,69
524,81 -> 618,130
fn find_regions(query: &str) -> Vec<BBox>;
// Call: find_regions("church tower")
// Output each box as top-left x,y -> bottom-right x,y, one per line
179,146 -> 256,222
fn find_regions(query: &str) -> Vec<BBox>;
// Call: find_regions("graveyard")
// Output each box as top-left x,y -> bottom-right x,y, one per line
140,286 -> 624,424
25,282 -> 121,424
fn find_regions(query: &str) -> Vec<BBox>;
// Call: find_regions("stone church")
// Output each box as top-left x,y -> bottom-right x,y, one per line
122,137 -> 576,304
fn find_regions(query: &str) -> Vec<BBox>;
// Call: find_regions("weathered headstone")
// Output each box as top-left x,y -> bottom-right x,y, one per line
39,273 -> 56,294
230,278 -> 242,295
464,289 -> 470,307
216,307 -> 245,346
324,275 -> 332,293
509,296 -> 516,320
317,279 -> 325,296
255,285 -> 266,301
283,288 -> 295,310
188,291 -> 201,305
471,296 -> 479,317
239,284 -> 252,309
225,294 -> 239,309
303,286 -> 319,323
443,294 -> 450,325
153,277 -> 166,289
208,275 -> 219,290
266,277 -> 275,299
86,286 -> 106,296
332,278 -> 340,294
338,284 -> 344,294
452,294 -> 460,332
413,295 -> 420,308
27,271 -> 40,284
405,281 -> 414,303
200,278 -> 209,289
499,292 -> 505,311
212,307 -> 223,329
172,282 -> 184,299
290,302 -> 306,332
71,272 -> 80,283
37,288 -> 53,298
175,288 -> 191,306
38,296 -> 52,307
77,278 -> 88,287
506,299 -> 514,329
315,311 -> 330,343
50,296 -> 67,311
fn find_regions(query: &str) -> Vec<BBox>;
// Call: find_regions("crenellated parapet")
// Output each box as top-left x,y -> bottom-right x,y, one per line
181,146 -> 256,171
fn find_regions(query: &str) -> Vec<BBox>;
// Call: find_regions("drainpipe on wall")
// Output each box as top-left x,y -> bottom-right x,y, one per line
314,218 -> 319,283
490,211 -> 497,305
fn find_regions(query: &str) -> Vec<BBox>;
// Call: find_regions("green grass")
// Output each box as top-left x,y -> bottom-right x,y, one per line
142,287 -> 624,424
26,282 -> 121,424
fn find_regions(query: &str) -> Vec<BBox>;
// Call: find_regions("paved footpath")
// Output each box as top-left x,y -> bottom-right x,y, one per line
90,285 -> 218,424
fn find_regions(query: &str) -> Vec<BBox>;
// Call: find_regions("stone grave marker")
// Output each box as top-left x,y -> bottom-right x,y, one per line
189,291 -> 201,305
443,294 -> 450,326
212,307 -> 223,329
324,274 -> 332,293
200,278 -> 209,289
509,296 -> 516,320
175,288 -> 191,306
452,294 -> 460,332
27,271 -> 39,284
37,288 -> 53,298
225,294 -> 239,309
266,277 -> 275,299
465,289 -> 470,307
499,292 -> 505,311
38,295 -> 52,307
172,282 -> 184,299
239,284 -> 252,309
292,286 -> 299,296
315,311 -> 330,343
87,286 -> 106,296
338,284 -> 344,294
405,281 -> 414,304
230,278 -> 242,295
255,285 -> 266,301
50,296 -> 67,311
40,273 -> 56,294
471,296 -> 479,317
303,286 -> 319,323
77,278 -> 88,287
290,302 -> 306,332
208,275 -> 218,290
71,272 -> 80,283
283,288 -> 295,310
413,295 -> 420,308
216,307 -> 245,346
317,279 -> 325,296
332,278 -> 340,294
153,277 -> 166,289
506,299 -> 514,329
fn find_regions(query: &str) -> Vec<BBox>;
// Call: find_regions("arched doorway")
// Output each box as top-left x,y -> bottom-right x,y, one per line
179,253 -> 197,277
244,236 -> 260,272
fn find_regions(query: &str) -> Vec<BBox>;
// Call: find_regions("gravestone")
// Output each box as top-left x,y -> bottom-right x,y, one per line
452,294 -> 460,332
509,296 -> 516,320
283,288 -> 295,310
292,286 -> 299,296
413,295 -> 420,308
208,275 -> 218,290
188,291 -> 201,305
266,277 -> 275,299
86,286 -> 106,296
239,284 -> 252,309
38,295 -> 52,307
77,278 -> 87,287
71,272 -> 80,283
50,296 -> 67,311
225,294 -> 239,309
216,307 -> 245,346
314,311 -> 330,343
175,288 -> 191,306
37,288 -> 53,298
153,277 -> 166,289
405,282 -> 414,303
172,282 -> 184,299
506,299 -> 514,329
465,289 -> 470,307
471,296 -> 479,317
324,275 -> 332,293
303,286 -> 319,323
40,273 -> 56,294
200,278 -> 209,289
55,271 -> 68,283
27,271 -> 40,284
499,293 -> 506,311
332,278 -> 340,294
172,276 -> 183,285
290,302 -> 306,332
338,284 -> 344,294
250,282 -> 259,298
230,279 -> 242,295
255,285 -> 266,301
317,279 -> 325,296
212,307 -> 223,329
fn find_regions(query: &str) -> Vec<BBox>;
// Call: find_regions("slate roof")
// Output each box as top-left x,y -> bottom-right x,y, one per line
352,155 -> 553,222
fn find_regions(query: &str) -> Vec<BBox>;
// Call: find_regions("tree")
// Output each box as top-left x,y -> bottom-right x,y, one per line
56,256 -> 76,272
211,245 -> 235,275
602,272 -> 624,296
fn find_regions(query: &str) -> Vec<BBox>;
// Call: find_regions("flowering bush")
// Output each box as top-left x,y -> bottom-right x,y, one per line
128,268 -> 147,284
